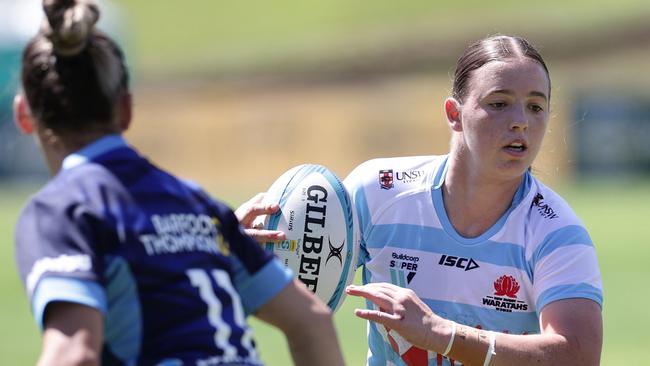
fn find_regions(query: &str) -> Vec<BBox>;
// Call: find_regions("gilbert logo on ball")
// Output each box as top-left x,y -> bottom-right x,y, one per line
260,164 -> 359,312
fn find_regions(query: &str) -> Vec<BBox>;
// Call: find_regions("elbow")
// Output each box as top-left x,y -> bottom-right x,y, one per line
562,334 -> 601,366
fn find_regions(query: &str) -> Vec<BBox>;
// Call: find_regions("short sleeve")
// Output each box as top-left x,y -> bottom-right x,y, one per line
531,225 -> 603,313
15,193 -> 108,326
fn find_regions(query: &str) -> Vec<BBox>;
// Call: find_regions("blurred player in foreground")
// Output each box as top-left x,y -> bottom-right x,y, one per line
340,35 -> 603,365
13,1 -> 344,365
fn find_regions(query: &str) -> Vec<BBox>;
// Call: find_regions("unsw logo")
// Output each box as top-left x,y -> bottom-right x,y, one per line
438,254 -> 480,271
389,252 -> 419,286
531,193 -> 558,219
482,275 -> 529,312
378,169 -> 426,190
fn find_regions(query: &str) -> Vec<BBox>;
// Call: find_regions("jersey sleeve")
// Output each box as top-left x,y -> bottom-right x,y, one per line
15,193 -> 108,328
343,163 -> 372,268
531,224 -> 603,313
213,203 -> 293,315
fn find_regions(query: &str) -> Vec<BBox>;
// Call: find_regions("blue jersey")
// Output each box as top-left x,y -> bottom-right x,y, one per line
15,135 -> 292,366
344,155 -> 603,366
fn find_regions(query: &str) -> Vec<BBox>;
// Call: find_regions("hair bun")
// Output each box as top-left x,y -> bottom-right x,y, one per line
42,0 -> 99,57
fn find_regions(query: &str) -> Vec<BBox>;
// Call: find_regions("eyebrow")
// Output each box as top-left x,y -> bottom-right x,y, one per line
489,89 -> 548,101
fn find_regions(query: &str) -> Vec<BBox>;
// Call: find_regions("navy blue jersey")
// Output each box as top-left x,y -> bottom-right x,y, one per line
15,135 -> 292,366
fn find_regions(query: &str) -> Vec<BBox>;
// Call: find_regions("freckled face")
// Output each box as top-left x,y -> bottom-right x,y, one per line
457,58 -> 550,180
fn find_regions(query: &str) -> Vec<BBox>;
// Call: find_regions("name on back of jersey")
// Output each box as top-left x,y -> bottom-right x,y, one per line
139,213 -> 224,256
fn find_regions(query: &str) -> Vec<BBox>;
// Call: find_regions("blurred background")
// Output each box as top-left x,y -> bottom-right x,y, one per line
1,0 -> 649,364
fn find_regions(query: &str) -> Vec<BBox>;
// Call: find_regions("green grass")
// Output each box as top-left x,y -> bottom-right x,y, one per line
0,184 -> 41,366
559,181 -> 650,365
1,181 -> 649,364
112,0 -> 650,77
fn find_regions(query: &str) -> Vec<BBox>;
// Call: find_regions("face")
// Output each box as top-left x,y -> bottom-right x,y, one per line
453,58 -> 550,181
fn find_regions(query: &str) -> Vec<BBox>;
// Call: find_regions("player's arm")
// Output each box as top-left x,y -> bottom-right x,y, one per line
37,302 -> 103,366
347,283 -> 602,366
255,278 -> 345,366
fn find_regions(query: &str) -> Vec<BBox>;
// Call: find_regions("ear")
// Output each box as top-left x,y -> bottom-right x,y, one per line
117,92 -> 132,131
444,97 -> 462,132
13,94 -> 35,135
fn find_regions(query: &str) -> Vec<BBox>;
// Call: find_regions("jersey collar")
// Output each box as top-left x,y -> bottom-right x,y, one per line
61,134 -> 128,171
431,156 -> 533,244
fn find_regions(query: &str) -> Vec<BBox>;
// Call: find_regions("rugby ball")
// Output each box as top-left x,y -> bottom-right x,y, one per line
260,164 -> 359,312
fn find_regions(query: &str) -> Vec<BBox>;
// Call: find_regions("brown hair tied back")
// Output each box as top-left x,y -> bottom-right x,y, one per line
42,0 -> 99,57
21,0 -> 129,133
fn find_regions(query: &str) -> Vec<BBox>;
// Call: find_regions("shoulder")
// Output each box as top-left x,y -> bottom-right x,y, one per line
521,177 -> 593,260
180,178 -> 235,220
19,164 -> 120,219
344,155 -> 444,192
526,178 -> 585,229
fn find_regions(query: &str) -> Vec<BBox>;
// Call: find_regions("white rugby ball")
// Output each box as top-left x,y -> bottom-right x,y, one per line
261,164 -> 358,312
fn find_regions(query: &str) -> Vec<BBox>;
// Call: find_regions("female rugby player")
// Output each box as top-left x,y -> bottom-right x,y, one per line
13,1 -> 344,365
342,35 -> 603,366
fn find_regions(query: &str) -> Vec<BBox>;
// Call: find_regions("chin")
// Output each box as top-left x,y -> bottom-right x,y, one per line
496,160 -> 530,179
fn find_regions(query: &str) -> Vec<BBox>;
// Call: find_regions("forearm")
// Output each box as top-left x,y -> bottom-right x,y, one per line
443,323 -> 598,366
255,279 -> 345,366
284,311 -> 344,366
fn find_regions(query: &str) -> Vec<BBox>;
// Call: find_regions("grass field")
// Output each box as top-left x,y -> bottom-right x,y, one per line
113,0 -> 650,77
0,180 -> 648,365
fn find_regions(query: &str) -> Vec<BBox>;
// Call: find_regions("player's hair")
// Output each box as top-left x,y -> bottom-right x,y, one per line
21,0 -> 129,133
452,35 -> 550,103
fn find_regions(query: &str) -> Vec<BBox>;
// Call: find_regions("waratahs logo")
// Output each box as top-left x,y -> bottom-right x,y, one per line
494,275 -> 520,298
482,275 -> 529,312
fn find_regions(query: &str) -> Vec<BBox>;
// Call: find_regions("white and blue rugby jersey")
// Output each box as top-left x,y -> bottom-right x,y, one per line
344,155 -> 603,366
15,135 -> 292,366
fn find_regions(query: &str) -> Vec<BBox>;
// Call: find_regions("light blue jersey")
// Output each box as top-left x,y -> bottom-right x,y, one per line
344,155 -> 602,366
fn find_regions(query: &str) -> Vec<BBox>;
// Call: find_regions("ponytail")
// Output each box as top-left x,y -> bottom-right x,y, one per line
21,0 -> 129,133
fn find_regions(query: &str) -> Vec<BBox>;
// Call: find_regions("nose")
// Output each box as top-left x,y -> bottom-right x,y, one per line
509,104 -> 529,131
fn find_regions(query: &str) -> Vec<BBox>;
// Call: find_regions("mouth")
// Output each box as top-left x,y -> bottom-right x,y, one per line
503,141 -> 528,155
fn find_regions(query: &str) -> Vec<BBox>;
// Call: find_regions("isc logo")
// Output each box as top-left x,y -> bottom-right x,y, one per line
438,254 -> 480,271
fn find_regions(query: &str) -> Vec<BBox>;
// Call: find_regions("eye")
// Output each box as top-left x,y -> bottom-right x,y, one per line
489,102 -> 507,109
528,104 -> 544,113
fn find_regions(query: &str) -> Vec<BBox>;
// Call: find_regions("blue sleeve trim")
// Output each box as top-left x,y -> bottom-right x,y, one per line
352,183 -> 371,268
530,225 -> 593,270
536,283 -> 603,315
32,277 -> 107,330
234,258 -> 293,315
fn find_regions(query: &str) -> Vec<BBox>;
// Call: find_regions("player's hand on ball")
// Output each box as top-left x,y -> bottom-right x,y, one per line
235,193 -> 286,243
346,283 -> 448,352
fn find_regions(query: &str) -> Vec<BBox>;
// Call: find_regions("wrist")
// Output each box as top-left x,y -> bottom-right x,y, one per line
430,318 -> 456,354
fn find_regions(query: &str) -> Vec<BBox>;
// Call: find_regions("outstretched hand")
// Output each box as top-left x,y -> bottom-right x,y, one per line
346,283 -> 448,353
235,193 -> 286,243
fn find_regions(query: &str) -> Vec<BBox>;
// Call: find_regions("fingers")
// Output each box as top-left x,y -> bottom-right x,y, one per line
246,202 -> 280,220
245,229 -> 286,244
346,284 -> 399,313
353,308 -> 402,324
235,192 -> 281,227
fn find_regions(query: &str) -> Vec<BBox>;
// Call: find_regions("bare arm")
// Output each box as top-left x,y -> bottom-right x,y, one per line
37,302 -> 103,366
255,279 -> 345,366
347,283 -> 602,366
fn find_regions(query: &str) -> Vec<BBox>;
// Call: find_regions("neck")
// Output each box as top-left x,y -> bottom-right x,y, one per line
442,153 -> 524,238
37,128 -> 117,175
